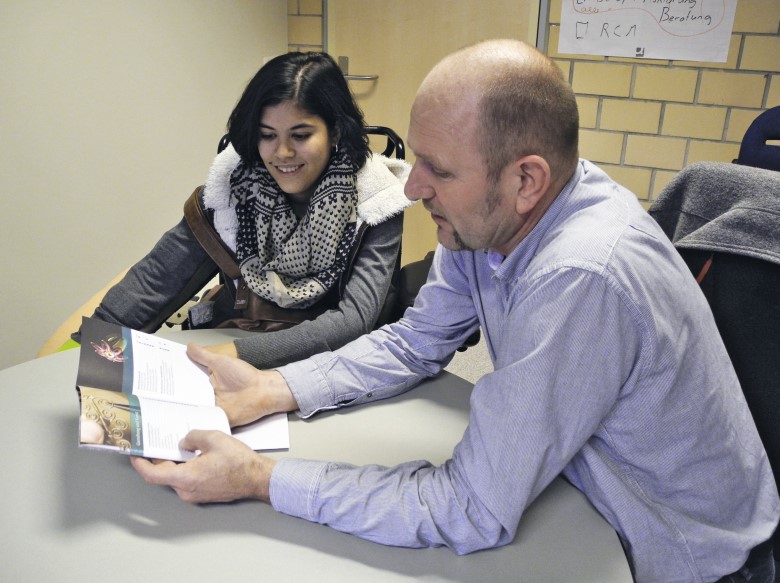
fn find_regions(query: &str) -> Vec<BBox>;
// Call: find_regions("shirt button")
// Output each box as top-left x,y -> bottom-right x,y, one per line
366,392 -> 373,398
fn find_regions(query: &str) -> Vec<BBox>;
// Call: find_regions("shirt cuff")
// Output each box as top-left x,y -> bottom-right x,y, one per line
269,458 -> 328,520
277,356 -> 336,418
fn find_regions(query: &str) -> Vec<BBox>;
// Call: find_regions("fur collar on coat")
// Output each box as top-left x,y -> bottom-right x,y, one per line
201,144 -> 413,253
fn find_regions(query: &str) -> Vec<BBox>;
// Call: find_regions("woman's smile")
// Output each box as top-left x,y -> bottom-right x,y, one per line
275,164 -> 304,174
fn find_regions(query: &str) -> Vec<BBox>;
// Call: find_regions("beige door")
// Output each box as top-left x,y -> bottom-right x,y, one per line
327,0 -> 540,263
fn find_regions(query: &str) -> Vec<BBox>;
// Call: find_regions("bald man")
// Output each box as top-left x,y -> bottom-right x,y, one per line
133,40 -> 779,583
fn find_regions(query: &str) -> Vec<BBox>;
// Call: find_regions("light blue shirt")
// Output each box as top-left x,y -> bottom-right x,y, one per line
271,160 -> 779,583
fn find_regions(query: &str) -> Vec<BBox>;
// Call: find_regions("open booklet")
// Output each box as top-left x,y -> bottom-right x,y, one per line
76,317 -> 289,462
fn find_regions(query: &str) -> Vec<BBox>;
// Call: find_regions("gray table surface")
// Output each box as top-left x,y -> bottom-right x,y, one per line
0,328 -> 632,582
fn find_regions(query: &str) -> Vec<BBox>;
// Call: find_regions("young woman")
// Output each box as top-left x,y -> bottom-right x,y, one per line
65,52 -> 411,369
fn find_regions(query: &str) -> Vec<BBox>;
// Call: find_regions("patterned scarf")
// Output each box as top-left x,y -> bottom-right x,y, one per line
231,149 -> 358,309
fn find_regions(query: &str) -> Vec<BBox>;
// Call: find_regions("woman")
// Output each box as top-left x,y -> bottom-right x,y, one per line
68,52 -> 411,369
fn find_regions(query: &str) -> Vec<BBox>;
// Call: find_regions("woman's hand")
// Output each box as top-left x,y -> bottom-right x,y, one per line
187,343 -> 298,427
204,342 -> 239,358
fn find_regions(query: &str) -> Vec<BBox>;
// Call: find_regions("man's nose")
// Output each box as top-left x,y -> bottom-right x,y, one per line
404,163 -> 434,202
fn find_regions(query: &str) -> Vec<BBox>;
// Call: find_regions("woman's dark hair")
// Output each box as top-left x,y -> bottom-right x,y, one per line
227,52 -> 369,170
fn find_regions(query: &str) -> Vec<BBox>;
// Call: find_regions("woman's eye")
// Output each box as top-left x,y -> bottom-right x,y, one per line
292,133 -> 311,141
259,133 -> 275,141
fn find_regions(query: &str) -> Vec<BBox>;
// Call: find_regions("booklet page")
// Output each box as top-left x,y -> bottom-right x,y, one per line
138,397 -> 230,461
129,330 -> 214,406
233,412 -> 290,451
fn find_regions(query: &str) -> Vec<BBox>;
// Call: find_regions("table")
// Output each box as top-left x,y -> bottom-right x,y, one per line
0,329 -> 632,582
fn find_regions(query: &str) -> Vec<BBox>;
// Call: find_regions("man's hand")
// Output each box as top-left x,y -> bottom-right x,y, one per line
130,430 -> 276,504
187,343 -> 297,427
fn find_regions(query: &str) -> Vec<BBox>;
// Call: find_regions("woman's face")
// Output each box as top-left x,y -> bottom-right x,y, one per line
258,101 -> 334,204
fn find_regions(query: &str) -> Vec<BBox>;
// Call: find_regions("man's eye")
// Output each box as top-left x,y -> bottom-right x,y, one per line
423,159 -> 451,179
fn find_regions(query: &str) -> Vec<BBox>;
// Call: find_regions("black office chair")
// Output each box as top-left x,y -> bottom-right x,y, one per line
649,161 -> 780,559
734,106 -> 780,172
365,125 -> 405,159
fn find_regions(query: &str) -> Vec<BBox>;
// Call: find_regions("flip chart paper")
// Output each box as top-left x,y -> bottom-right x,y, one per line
558,0 -> 738,62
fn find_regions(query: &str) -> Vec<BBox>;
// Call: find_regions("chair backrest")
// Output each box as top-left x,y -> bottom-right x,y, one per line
734,106 -> 780,171
365,125 -> 405,160
649,161 -> 780,553
677,248 -> 780,474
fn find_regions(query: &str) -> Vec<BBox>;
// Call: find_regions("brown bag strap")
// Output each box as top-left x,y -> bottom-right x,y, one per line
234,283 -> 327,325
183,186 -> 334,320
183,187 -> 242,280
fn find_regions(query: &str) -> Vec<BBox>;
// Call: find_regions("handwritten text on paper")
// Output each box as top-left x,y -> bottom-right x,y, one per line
558,0 -> 738,62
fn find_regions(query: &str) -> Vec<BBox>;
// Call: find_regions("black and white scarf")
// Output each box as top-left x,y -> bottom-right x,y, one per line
230,149 -> 358,309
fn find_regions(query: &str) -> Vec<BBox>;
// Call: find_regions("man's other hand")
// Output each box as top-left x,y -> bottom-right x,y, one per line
187,343 -> 297,427
130,429 -> 275,504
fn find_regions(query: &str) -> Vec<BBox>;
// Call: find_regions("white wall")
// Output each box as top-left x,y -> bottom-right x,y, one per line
0,1 -> 287,370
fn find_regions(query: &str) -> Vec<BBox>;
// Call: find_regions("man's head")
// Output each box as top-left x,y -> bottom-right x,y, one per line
405,39 -> 579,255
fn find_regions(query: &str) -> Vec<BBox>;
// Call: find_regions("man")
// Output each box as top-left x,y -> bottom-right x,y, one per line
132,40 -> 779,582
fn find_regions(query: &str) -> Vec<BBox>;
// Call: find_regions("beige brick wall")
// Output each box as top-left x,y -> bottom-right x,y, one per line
290,1 -> 778,204
288,0 -> 324,52
547,0 -> 780,204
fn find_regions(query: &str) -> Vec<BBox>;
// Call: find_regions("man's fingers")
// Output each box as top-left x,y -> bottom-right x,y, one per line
130,456 -> 180,485
178,428 -> 224,453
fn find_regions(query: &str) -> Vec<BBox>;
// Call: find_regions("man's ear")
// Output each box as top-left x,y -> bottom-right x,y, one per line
508,155 -> 551,215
